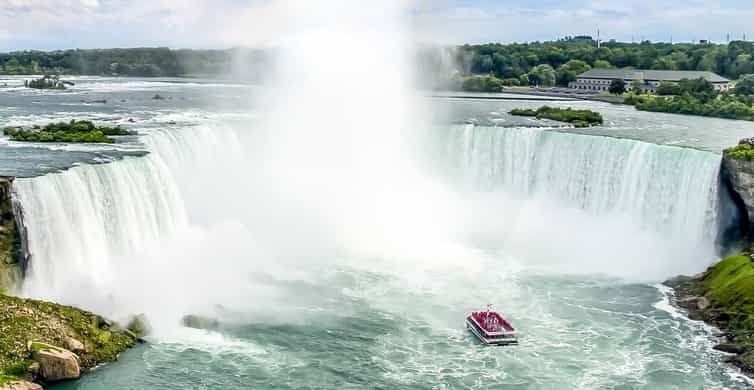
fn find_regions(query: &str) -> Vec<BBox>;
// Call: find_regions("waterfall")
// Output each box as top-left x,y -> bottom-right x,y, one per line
10,122 -> 729,320
431,124 -> 724,277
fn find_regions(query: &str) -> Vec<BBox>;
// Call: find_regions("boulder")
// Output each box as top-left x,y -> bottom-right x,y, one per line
29,341 -> 80,382
26,361 -> 39,382
64,337 -> 85,355
715,343 -> 748,354
678,296 -> 710,319
126,313 -> 152,339
0,381 -> 42,390
181,314 -> 220,330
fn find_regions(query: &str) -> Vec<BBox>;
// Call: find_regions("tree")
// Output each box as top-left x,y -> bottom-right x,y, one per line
657,82 -> 681,95
736,74 -> 754,96
593,60 -> 612,69
631,79 -> 644,93
678,77 -> 717,101
527,64 -> 556,86
609,79 -> 627,94
556,59 -> 591,85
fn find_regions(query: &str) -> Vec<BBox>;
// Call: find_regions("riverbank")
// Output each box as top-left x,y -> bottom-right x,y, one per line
500,88 -> 626,104
0,294 -> 141,388
665,253 -> 754,377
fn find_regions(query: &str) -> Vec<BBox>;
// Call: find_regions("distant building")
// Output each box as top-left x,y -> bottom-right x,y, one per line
569,69 -> 732,93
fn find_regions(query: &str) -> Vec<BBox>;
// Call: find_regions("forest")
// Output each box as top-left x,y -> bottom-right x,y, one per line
454,37 -> 754,88
4,39 -> 754,84
0,47 -> 270,78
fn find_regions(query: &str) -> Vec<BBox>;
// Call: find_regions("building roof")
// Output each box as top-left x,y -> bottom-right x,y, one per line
577,68 -> 730,83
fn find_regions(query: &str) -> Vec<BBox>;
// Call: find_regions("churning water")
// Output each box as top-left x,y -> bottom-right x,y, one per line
2,1 -> 754,387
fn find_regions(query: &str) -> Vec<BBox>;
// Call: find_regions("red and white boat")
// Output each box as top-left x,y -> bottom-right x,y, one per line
466,305 -> 518,345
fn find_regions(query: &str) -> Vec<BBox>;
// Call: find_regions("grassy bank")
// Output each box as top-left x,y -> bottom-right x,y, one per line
0,294 -> 138,384
668,252 -> 754,375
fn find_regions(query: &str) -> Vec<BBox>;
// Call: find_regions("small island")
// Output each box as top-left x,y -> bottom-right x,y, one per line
24,75 -> 72,90
4,120 -> 131,144
510,106 -> 603,128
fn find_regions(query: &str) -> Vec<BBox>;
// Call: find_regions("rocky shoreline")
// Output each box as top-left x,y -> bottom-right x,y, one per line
664,253 -> 754,377
0,294 -> 147,389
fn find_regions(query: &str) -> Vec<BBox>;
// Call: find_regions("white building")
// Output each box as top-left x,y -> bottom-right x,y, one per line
569,69 -> 732,93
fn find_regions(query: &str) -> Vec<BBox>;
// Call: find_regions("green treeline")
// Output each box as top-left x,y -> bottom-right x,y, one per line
4,120 -> 130,143
510,106 -> 603,127
455,37 -> 754,88
0,47 -> 269,77
5,39 -> 754,82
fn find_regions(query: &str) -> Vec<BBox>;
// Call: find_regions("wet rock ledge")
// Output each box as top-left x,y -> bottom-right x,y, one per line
0,177 -> 25,294
665,252 -> 754,377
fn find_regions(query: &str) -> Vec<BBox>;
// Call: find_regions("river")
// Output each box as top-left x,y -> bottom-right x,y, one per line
1,75 -> 753,389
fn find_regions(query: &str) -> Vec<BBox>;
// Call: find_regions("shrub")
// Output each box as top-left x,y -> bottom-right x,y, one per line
3,120 -> 130,144
510,106 -> 603,127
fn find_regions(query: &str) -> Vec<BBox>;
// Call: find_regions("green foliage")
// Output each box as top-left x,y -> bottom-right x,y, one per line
608,79 -> 626,94
509,108 -> 537,116
593,60 -> 612,69
726,143 -> 754,161
701,255 -> 754,332
527,64 -> 556,86
631,79 -> 644,92
678,77 -> 717,102
510,106 -> 603,127
4,120 -> 130,144
0,294 -> 136,377
628,92 -> 754,121
0,47 -> 266,77
736,74 -> 754,96
656,82 -> 681,95
460,75 -> 505,92
456,39 -> 754,87
623,76 -> 754,120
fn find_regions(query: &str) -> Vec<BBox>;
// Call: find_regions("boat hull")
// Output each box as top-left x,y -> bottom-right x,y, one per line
466,318 -> 518,346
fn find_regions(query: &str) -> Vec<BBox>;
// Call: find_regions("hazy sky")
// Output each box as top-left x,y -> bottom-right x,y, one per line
1,0 -> 753,51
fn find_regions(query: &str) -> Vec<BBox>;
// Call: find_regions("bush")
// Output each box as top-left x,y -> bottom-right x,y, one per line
3,120 -> 130,144
461,75 -> 505,92
510,106 -> 603,127
726,143 -> 754,161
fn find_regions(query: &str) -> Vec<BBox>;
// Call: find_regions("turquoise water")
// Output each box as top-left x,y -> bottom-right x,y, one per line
1,77 -> 752,389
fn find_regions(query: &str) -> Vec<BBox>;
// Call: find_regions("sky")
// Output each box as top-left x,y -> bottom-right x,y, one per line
1,0 -> 753,51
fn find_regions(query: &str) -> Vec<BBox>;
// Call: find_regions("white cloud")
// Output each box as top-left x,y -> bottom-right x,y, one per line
0,0 -> 753,50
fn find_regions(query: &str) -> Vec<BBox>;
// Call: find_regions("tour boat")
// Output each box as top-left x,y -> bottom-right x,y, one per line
466,305 -> 518,346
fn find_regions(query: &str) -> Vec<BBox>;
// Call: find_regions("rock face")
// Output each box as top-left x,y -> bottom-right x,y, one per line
721,153 -> 754,235
0,177 -> 25,293
29,342 -> 80,382
0,381 -> 42,390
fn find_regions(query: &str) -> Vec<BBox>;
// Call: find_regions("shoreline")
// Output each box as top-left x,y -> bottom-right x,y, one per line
664,254 -> 754,378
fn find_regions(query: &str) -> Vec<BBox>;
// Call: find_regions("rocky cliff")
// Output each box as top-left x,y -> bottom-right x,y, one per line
0,177 -> 24,294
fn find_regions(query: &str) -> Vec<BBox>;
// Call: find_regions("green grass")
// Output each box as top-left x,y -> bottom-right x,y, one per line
0,294 -> 136,374
702,255 -> 754,330
0,359 -> 34,385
